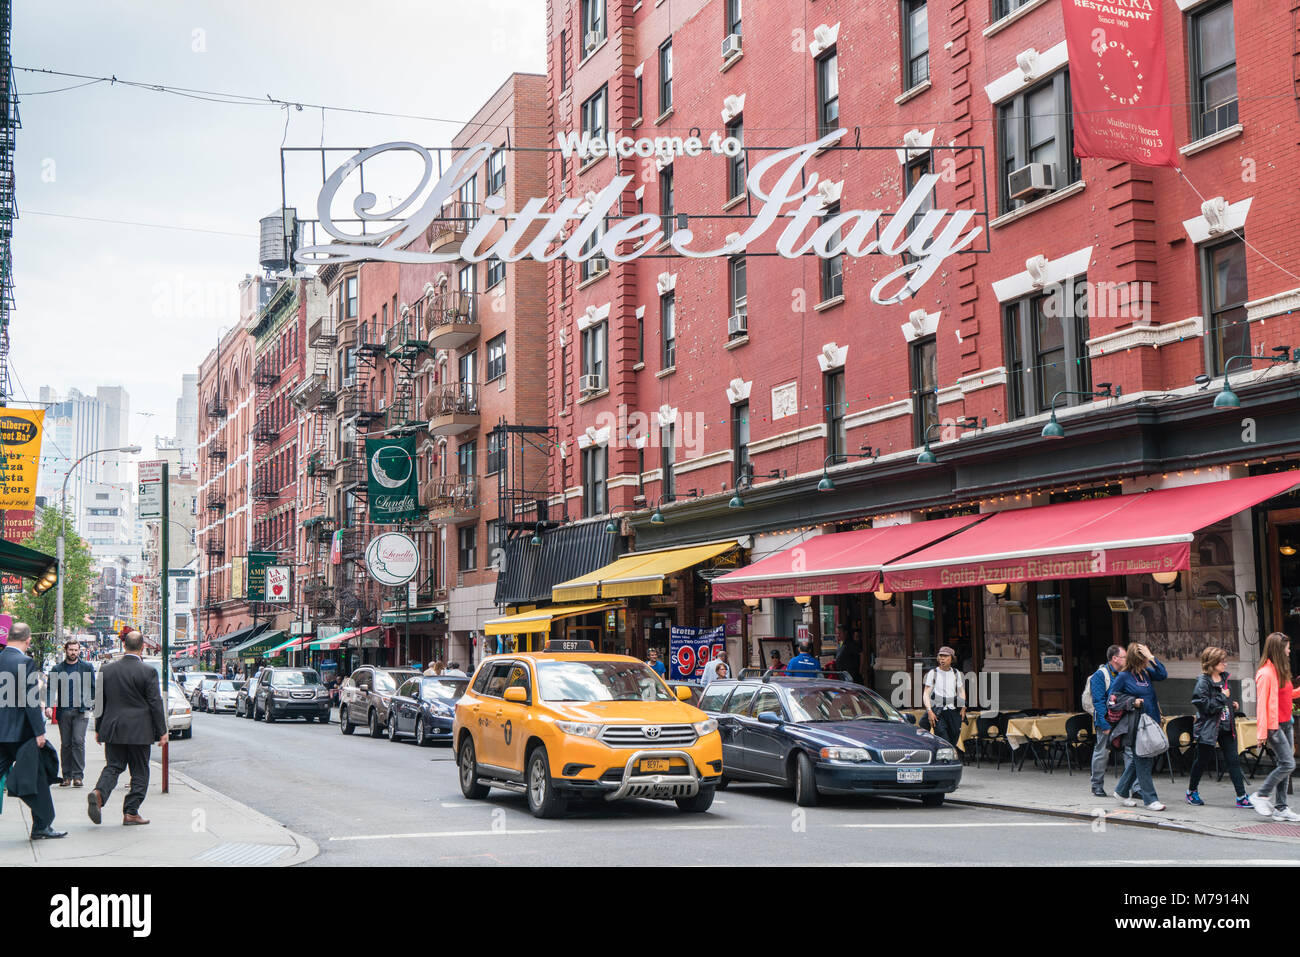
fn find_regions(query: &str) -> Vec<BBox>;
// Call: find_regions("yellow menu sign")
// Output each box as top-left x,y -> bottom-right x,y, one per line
0,408 -> 44,512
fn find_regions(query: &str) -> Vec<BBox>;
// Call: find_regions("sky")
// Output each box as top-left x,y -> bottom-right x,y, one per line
11,0 -> 546,468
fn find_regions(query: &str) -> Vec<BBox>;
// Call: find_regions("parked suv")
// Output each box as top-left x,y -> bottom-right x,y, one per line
253,667 -> 330,723
338,666 -> 419,738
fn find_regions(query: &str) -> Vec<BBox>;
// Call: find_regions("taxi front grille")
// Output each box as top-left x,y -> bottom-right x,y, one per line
598,724 -> 697,748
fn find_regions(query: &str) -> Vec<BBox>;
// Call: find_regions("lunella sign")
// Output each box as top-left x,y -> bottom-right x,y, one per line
295,129 -> 984,305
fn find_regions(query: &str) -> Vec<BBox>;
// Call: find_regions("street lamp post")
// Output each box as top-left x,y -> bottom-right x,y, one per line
57,444 -> 142,642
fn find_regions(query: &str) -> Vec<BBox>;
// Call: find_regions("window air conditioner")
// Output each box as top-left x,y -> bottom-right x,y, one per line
1007,162 -> 1055,201
722,33 -> 742,59
579,374 -> 603,394
585,30 -> 601,52
727,312 -> 748,337
589,255 -> 609,275
342,375 -> 357,389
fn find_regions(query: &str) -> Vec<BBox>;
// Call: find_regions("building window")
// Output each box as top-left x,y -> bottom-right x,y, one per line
582,0 -> 605,50
580,220 -> 606,282
661,422 -> 676,500
729,255 -> 747,325
560,29 -> 570,91
458,526 -> 477,572
459,263 -> 477,320
457,440 -> 476,478
911,336 -> 938,446
816,49 -> 839,137
661,292 -> 675,369
582,85 -> 607,138
486,255 -> 506,289
660,167 -> 674,241
903,152 -> 934,263
487,148 -> 506,195
825,370 -> 846,462
458,174 -> 477,225
820,203 -> 843,302
459,348 -> 477,406
486,333 -> 507,382
902,0 -> 929,90
726,117 -> 745,200
997,71 -> 1079,215
486,430 -> 505,475
1189,0 -> 1237,140
726,0 -> 742,36
732,401 -> 750,487
345,277 -> 357,318
637,312 -> 644,364
582,446 -> 607,518
992,0 -> 1034,19
560,342 -> 570,409
1202,235 -> 1248,377
581,322 -> 607,390
635,72 -> 644,121
659,39 -> 673,115
1003,278 -> 1091,419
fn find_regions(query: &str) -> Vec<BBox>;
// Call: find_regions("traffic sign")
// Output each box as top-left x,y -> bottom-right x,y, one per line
139,460 -> 165,520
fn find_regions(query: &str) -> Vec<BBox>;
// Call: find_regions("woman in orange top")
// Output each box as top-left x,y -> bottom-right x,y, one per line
1248,633 -> 1300,822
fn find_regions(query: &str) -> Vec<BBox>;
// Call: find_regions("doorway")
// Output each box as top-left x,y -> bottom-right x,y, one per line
1267,511 -> 1300,675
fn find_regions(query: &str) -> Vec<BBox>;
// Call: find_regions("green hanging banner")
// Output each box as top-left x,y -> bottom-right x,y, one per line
246,551 -> 277,602
366,435 -> 421,524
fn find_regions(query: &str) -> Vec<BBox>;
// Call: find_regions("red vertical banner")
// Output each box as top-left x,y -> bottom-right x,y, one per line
1061,0 -> 1178,167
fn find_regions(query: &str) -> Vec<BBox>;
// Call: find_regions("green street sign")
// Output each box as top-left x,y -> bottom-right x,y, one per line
366,436 -> 420,524
246,551 -> 277,602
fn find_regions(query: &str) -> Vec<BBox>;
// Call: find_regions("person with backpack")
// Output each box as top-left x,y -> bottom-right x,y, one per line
923,646 -> 966,748
1111,643 -> 1168,812
1086,644 -> 1125,798
1186,645 -> 1250,808
1247,632 -> 1300,822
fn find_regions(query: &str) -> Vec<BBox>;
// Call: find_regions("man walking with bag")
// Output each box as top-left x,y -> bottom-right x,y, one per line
0,623 -> 66,839
46,637 -> 95,788
88,631 -> 167,826
1087,645 -> 1124,798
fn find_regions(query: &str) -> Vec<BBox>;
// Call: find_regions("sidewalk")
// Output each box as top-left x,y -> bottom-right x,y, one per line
1,725 -> 318,866
950,756 -> 1300,847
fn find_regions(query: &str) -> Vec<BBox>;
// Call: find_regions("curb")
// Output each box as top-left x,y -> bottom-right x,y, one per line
161,762 -> 320,866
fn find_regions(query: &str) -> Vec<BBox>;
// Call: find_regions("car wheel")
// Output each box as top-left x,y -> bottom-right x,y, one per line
339,707 -> 354,735
794,752 -> 819,807
265,701 -> 276,723
252,700 -> 261,721
388,714 -> 400,742
457,738 -> 490,799
717,775 -> 730,790
415,719 -> 427,747
921,794 -> 945,808
526,745 -> 566,819
367,709 -> 383,738
675,785 -> 716,813
318,711 -> 330,724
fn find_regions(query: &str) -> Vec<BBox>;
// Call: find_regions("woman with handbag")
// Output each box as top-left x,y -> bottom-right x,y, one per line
1186,646 -> 1251,808
1111,643 -> 1168,811
1247,633 -> 1300,822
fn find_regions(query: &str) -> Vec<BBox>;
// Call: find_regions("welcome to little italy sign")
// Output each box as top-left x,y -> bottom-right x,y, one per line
293,128 -> 985,305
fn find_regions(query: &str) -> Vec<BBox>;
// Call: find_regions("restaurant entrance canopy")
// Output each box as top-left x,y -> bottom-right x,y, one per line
881,471 -> 1300,592
710,515 -> 983,601
552,540 -> 739,603
483,602 -> 621,636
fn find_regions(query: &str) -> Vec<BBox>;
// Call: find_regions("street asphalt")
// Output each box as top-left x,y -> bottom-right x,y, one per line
170,710 -> 1300,866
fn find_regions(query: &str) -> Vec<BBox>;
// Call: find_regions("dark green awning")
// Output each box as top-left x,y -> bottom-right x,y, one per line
0,537 -> 58,593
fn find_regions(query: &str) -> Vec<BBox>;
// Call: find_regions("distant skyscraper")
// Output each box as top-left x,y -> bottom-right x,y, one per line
175,373 -> 198,470
36,384 -> 131,539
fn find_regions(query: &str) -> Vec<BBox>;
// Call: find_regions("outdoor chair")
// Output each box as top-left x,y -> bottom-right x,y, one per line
1156,715 -> 1195,782
973,714 -> 1010,769
1045,714 -> 1094,775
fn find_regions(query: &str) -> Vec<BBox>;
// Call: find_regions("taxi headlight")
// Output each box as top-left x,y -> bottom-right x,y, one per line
937,747 -> 958,762
819,747 -> 873,762
555,720 -> 602,738
692,718 -> 718,736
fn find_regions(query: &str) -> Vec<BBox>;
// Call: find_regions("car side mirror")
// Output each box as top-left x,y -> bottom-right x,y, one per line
503,686 -> 528,704
675,685 -> 693,702
757,711 -> 783,725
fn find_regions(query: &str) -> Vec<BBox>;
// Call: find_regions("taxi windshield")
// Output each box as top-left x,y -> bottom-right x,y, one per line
785,687 -> 903,724
537,660 -> 672,703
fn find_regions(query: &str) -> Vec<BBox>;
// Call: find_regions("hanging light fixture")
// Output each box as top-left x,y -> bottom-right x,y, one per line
1152,570 -> 1179,586
985,582 -> 1009,596
795,595 -> 812,605
743,598 -> 760,609
1281,544 -> 1297,557
873,585 -> 893,602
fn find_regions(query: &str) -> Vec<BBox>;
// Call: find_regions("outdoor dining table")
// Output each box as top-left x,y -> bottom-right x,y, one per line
1005,712 -> 1082,771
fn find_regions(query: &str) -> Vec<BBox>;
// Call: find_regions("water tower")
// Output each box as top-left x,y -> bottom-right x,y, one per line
259,207 -> 298,275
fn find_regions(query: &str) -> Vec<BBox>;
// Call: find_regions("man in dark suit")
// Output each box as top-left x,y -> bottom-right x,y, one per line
0,622 -> 66,839
89,631 -> 167,826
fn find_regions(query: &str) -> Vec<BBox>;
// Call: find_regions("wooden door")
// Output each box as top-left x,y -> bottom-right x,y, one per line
1029,581 -> 1072,710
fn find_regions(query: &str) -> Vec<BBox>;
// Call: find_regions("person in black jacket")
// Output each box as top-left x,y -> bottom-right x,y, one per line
1186,646 -> 1250,808
0,622 -> 66,839
46,637 -> 95,787
88,631 -> 168,826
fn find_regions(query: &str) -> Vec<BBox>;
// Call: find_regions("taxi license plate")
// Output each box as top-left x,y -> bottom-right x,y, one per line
640,759 -> 670,773
896,769 -> 923,783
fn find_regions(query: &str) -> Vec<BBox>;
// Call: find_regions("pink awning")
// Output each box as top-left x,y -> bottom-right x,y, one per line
711,515 -> 985,601
882,471 -> 1300,592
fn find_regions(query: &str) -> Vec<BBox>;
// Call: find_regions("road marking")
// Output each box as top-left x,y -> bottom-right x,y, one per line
330,829 -> 554,841
440,802 -> 474,808
835,821 -> 1085,829
647,824 -> 759,831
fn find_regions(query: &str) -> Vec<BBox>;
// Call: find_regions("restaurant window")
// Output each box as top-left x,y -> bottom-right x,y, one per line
902,0 -> 929,90
457,440 -> 476,478
1189,0 -> 1237,140
658,38 -> 673,115
487,148 -> 506,195
582,445 -> 607,518
1003,277 -> 1091,420
726,117 -> 745,200
485,332 -> 507,382
911,336 -> 938,446
581,321 -> 607,389
660,166 -> 675,241
486,255 -> 506,289
582,85 -> 607,138
661,421 -> 676,500
661,292 -> 675,369
732,401 -> 750,487
996,70 -> 1079,215
825,369 -> 846,462
1201,235 -> 1249,377
458,525 -> 477,573
816,48 -> 839,137
820,202 -> 843,302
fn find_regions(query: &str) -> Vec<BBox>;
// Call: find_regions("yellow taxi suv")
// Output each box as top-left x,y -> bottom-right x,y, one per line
453,640 -> 723,818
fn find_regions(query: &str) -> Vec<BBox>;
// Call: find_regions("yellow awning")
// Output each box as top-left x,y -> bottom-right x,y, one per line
482,602 -> 620,636
552,540 -> 739,602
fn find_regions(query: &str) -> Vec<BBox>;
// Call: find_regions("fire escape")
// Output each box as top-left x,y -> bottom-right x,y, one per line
299,307 -> 339,621
251,354 -> 279,552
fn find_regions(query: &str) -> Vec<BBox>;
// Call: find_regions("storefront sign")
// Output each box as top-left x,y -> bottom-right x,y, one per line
365,532 -> 420,586
366,436 -> 420,524
1062,0 -> 1177,167
266,565 -> 291,603
246,551 -> 277,602
669,626 -> 724,681
295,130 -> 985,305
883,542 -> 1187,592
0,409 -> 44,512
231,555 -> 247,599
2,509 -> 35,543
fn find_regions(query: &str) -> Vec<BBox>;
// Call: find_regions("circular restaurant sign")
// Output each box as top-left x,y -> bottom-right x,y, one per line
364,532 -> 420,587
